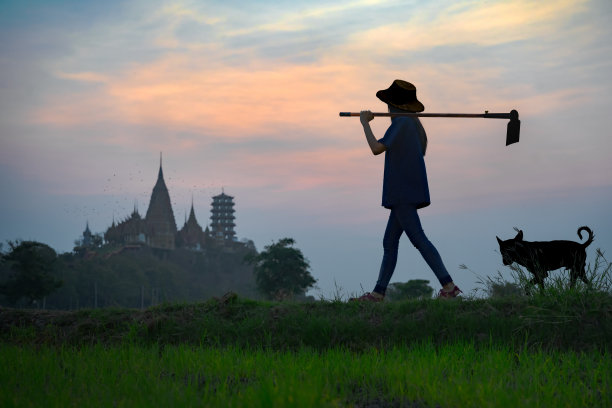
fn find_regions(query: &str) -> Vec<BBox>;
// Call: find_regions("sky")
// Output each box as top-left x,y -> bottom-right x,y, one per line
1,0 -> 611,299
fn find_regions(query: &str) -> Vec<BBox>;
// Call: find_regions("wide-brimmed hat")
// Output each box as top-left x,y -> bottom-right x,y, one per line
376,80 -> 424,112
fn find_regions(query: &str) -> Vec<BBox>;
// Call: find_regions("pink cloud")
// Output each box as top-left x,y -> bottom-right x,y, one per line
36,57 -> 371,140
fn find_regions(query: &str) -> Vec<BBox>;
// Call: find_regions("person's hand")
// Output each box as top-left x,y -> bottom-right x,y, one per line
360,110 -> 374,125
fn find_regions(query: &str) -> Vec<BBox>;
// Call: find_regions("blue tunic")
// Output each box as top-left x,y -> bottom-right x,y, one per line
378,116 -> 431,209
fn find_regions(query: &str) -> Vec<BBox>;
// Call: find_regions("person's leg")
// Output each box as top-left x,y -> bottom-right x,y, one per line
372,208 -> 404,295
394,204 -> 453,287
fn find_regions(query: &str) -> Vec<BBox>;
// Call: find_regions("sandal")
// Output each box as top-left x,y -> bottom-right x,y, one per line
438,285 -> 462,299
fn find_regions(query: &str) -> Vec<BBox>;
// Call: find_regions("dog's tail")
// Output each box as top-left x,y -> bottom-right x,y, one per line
577,226 -> 594,248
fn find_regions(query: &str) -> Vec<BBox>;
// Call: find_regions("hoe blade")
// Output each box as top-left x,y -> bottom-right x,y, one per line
506,119 -> 520,146
505,110 -> 520,146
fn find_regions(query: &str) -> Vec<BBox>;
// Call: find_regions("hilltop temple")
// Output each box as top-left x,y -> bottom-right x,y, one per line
102,156 -> 237,251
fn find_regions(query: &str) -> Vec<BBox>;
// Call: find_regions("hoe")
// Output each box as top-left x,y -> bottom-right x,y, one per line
339,109 -> 520,146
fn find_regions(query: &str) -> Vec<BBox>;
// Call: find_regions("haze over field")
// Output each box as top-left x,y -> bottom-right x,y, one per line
1,0 -> 611,297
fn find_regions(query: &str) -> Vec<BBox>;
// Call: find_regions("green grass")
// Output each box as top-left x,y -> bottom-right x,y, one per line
2,253 -> 610,407
1,342 -> 609,408
2,296 -> 610,408
2,291 -> 611,351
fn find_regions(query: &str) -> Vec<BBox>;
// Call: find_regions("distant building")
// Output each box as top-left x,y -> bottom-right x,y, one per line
76,221 -> 103,251
210,192 -> 236,241
104,205 -> 146,246
103,155 -> 240,251
82,222 -> 93,247
176,200 -> 207,250
143,159 -> 177,250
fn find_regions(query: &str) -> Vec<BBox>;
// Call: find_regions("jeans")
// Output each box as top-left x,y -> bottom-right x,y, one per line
374,204 -> 452,294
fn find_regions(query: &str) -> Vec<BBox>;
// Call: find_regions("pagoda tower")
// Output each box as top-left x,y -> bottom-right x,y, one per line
210,191 -> 236,241
145,154 -> 177,250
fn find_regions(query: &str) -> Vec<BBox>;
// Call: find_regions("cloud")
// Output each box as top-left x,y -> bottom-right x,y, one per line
56,71 -> 109,83
36,56 -> 370,140
158,3 -> 225,26
9,0 -> 612,213
28,0 -> 595,141
223,0 -> 389,36
343,0 -> 588,55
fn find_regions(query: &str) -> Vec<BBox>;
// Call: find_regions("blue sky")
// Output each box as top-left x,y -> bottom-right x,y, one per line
1,0 -> 611,298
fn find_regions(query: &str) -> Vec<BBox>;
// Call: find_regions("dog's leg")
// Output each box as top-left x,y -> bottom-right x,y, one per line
578,254 -> 590,286
579,263 -> 590,286
527,274 -> 545,295
569,268 -> 577,289
534,267 -> 546,287
571,253 -> 590,288
535,271 -> 546,294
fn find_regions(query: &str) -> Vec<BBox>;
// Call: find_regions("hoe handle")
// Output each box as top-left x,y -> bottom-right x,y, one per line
339,110 -> 520,146
339,110 -> 518,120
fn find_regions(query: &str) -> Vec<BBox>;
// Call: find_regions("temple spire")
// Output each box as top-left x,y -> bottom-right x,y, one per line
157,152 -> 164,181
82,221 -> 93,247
146,153 -> 177,249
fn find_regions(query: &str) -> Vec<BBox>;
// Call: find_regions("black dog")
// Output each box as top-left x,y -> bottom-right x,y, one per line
496,226 -> 594,290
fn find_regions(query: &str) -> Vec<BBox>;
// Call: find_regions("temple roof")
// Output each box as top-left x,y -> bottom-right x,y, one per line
212,191 -> 234,200
180,202 -> 203,232
145,153 -> 177,233
187,204 -> 198,226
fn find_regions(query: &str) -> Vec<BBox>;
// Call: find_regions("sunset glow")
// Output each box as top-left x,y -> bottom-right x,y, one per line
1,0 -> 610,295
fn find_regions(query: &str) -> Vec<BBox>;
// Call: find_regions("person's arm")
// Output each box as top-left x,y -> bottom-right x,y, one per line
360,110 -> 386,155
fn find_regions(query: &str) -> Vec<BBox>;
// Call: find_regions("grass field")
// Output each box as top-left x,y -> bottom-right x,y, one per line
3,290 -> 611,351
2,342 -> 609,407
2,258 -> 611,407
2,291 -> 612,407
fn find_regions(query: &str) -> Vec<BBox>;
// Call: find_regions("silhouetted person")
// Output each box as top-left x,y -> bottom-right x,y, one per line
350,80 -> 461,302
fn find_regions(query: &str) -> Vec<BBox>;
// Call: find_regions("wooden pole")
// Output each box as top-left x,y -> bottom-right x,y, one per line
340,110 -> 520,145
339,111 -> 516,119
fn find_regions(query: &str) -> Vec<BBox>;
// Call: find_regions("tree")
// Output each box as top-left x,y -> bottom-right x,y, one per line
386,279 -> 434,301
0,241 -> 62,306
486,281 -> 523,298
245,238 -> 317,300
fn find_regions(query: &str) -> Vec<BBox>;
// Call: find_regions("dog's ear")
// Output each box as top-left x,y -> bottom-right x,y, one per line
515,230 -> 523,241
496,236 -> 502,245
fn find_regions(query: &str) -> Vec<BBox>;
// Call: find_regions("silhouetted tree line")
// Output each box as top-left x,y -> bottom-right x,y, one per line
0,236 -> 322,308
6,239 -> 529,307
385,279 -> 434,301
0,240 -> 260,309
